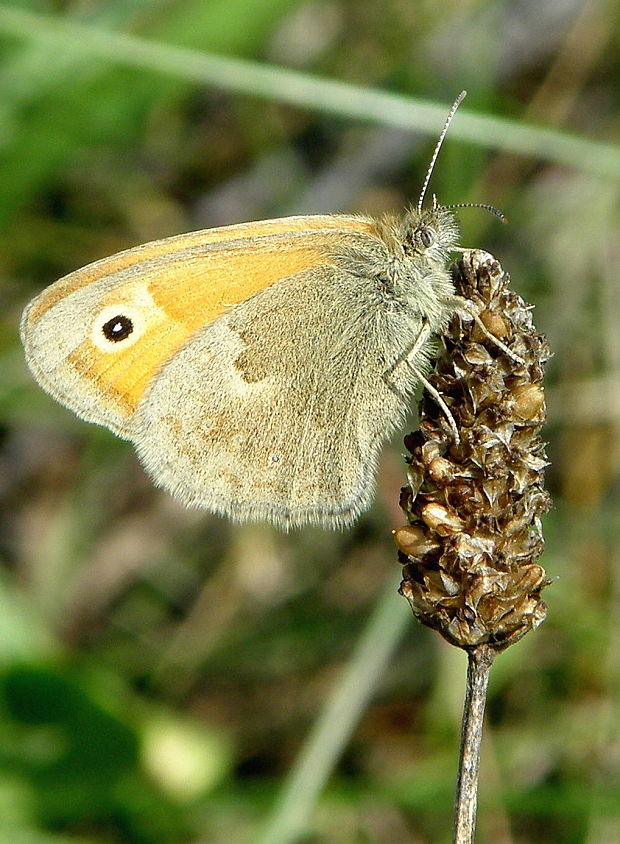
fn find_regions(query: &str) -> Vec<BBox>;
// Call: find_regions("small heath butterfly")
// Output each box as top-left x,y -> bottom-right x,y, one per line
21,92 -> 508,529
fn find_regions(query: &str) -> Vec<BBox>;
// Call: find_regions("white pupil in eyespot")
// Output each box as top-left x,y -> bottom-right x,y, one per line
102,315 -> 133,342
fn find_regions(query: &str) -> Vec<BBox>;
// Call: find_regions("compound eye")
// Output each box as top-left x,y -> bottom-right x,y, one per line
91,305 -> 146,351
419,226 -> 436,248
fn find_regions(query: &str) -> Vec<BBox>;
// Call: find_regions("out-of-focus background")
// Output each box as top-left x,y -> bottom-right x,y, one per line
1,1 -> 619,842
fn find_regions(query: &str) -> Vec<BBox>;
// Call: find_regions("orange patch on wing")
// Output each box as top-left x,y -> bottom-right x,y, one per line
68,317 -> 190,417
147,241 -> 335,325
28,216 -> 376,323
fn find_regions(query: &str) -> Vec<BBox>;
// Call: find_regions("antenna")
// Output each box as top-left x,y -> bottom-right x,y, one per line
417,90 -> 467,214
442,202 -> 507,223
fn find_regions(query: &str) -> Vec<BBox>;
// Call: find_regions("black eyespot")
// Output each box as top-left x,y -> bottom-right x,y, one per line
102,315 -> 134,342
419,227 -> 435,248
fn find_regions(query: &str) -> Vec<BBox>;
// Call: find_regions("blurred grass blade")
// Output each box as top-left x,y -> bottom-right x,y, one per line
257,574 -> 410,844
0,5 -> 619,177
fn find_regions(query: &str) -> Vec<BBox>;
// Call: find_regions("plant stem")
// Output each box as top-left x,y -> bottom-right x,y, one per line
453,644 -> 496,843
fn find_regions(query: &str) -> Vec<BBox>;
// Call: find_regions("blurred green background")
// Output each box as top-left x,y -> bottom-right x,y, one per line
1,1 -> 619,842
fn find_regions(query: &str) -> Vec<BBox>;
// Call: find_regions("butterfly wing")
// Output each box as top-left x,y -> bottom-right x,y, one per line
21,215 -> 376,438
22,214 -> 414,528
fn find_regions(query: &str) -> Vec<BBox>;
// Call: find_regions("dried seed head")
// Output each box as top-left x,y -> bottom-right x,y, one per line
398,250 -> 552,651
393,525 -> 440,556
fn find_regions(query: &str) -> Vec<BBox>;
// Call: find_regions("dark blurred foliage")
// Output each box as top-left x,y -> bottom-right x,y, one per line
0,0 -> 619,842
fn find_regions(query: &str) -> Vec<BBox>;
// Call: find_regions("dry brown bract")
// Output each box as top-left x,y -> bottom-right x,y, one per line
396,250 -> 552,650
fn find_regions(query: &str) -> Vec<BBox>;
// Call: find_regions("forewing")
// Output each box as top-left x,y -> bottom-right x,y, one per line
21,215 -> 376,438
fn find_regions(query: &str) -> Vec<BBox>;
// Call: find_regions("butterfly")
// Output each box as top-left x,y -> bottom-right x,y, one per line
21,91 -> 510,529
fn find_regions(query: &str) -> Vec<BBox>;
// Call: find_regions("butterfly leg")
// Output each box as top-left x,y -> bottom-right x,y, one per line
447,294 -> 524,364
383,321 -> 460,442
407,363 -> 460,442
